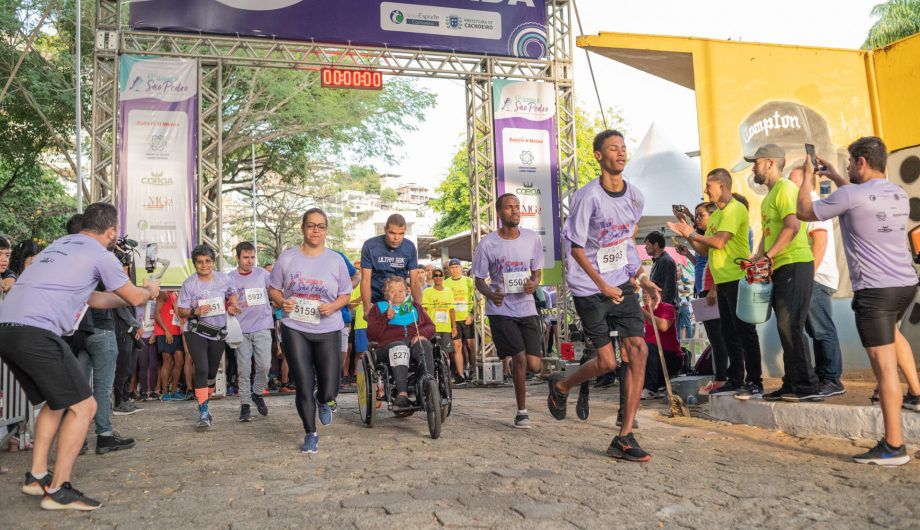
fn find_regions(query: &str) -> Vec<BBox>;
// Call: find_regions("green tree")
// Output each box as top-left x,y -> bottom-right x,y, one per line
430,107 -> 629,239
380,187 -> 398,206
0,164 -> 74,245
863,0 -> 920,49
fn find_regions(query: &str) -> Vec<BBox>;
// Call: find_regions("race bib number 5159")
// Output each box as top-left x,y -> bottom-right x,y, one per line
290,298 -> 321,325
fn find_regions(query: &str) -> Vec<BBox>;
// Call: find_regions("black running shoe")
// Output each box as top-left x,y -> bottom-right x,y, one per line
95,432 -> 136,454
733,383 -> 764,401
394,395 -> 411,410
903,391 -> 920,412
606,433 -> 651,462
576,391 -> 589,421
853,439 -> 910,466
40,482 -> 102,511
546,373 -> 568,420
762,387 -> 792,402
781,391 -> 824,403
252,394 -> 269,416
239,404 -> 252,422
593,376 -> 615,389
22,471 -> 53,496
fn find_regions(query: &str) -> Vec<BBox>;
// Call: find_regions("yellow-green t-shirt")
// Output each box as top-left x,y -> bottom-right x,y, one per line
443,276 -> 474,320
707,199 -> 749,285
761,178 -> 814,269
350,288 -> 366,330
422,286 -> 455,333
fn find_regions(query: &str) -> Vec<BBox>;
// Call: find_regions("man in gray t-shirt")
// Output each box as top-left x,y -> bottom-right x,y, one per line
797,136 -> 919,467
0,203 -> 159,510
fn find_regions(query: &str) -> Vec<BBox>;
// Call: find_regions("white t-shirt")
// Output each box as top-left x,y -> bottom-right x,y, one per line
807,191 -> 840,290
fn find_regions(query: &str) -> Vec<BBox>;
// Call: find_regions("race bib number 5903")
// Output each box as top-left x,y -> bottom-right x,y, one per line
597,240 -> 627,273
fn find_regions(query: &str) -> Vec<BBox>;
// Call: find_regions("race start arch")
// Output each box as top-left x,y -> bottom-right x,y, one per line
90,0 -> 578,364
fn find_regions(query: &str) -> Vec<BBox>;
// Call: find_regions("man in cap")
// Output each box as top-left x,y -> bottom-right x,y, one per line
444,257 -> 476,382
742,144 -> 819,402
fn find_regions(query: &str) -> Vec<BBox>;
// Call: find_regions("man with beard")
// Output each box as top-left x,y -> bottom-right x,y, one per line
472,193 -> 544,428
748,144 -> 819,402
0,203 -> 159,510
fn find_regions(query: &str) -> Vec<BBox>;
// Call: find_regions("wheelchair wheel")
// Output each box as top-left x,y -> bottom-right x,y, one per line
356,351 -> 376,427
423,377 -> 442,439
437,352 -> 452,420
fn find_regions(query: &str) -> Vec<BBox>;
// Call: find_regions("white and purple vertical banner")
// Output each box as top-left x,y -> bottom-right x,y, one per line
492,80 -> 561,284
118,55 -> 197,288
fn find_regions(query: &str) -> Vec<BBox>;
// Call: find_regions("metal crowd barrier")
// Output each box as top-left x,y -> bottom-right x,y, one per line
1,359 -> 31,448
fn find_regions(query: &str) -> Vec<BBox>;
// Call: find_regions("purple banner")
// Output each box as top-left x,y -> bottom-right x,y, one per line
130,0 -> 547,59
117,55 -> 197,288
492,79 -> 561,283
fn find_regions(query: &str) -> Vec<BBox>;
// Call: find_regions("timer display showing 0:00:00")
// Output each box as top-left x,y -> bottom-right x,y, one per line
321,68 -> 383,90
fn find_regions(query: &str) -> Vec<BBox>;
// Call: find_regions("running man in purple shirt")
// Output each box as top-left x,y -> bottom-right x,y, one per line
798,136 -> 920,466
472,193 -> 545,429
545,130 -> 662,462
228,241 -> 274,423
0,203 -> 159,511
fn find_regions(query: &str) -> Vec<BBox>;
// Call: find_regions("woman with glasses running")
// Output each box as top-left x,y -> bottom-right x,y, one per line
268,208 -> 352,455
176,244 -> 240,429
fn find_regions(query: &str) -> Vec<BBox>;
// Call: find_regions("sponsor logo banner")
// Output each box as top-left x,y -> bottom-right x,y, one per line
130,0 -> 547,59
118,56 -> 196,287
492,80 -> 561,284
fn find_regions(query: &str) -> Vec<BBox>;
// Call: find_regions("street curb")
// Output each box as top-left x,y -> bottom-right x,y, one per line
708,394 -> 920,441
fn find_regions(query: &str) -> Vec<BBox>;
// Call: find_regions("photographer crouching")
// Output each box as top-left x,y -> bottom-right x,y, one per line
0,202 -> 159,511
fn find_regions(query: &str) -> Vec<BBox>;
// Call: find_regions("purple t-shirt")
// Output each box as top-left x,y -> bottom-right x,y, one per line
136,301 -> 156,339
228,267 -> 273,333
269,247 -> 352,334
813,178 -> 917,291
562,178 -> 644,297
177,271 -> 237,339
0,234 -> 129,336
472,229 -> 545,318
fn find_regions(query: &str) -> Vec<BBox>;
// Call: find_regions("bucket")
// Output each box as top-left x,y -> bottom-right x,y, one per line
560,342 -> 575,361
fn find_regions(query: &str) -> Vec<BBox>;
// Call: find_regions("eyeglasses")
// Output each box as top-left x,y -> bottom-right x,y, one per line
304,223 -> 327,231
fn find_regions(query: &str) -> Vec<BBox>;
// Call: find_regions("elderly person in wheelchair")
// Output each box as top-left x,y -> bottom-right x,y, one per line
366,276 -> 437,410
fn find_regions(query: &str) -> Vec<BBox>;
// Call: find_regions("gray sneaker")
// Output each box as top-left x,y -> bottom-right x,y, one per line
112,402 -> 138,416
513,413 -> 532,429
817,380 -> 846,398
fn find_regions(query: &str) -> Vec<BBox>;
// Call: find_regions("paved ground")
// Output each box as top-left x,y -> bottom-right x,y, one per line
1,382 -> 918,529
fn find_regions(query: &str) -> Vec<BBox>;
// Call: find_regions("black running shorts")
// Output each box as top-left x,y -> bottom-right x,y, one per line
572,282 -> 645,350
488,315 -> 544,359
852,285 -> 917,347
0,324 -> 93,410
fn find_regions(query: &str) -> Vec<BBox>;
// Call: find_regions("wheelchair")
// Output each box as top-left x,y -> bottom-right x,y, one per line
355,339 -> 453,439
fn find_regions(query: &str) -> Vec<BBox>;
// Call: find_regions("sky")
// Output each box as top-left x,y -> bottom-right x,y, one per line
370,0 -> 881,187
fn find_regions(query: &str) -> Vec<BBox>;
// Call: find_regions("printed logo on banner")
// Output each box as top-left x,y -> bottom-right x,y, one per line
493,81 -> 555,121
447,15 -> 462,30
141,171 -> 173,185
143,196 -> 175,210
390,10 -> 404,24
519,150 -> 534,165
516,181 -> 540,195
380,2 -> 502,40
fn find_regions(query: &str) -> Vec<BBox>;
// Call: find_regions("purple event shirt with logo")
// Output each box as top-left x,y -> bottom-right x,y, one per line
269,247 -> 352,335
228,267 -> 274,334
177,271 -> 237,340
812,178 -> 917,291
562,178 -> 644,297
0,234 -> 130,336
472,228 -> 545,318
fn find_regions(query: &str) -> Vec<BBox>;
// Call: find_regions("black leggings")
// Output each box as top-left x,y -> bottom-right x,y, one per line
184,332 -> 226,389
280,324 -> 341,434
375,338 -> 435,394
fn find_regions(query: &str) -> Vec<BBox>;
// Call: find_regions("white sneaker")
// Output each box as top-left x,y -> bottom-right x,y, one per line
640,389 -> 658,400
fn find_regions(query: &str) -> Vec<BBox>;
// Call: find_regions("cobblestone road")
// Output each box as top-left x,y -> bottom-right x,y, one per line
1,382 -> 918,529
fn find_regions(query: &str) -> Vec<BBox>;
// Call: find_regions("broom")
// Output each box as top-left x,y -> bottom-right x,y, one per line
647,302 -> 689,418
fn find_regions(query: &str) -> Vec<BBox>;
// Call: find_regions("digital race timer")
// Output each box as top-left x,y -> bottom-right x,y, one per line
320,68 -> 383,90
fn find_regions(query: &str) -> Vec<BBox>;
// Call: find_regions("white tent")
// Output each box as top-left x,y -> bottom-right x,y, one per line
624,123 -> 703,237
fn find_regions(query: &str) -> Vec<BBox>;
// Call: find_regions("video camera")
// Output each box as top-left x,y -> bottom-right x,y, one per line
113,235 -> 170,284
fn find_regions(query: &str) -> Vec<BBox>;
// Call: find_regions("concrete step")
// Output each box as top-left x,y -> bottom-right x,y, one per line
708,393 -> 920,441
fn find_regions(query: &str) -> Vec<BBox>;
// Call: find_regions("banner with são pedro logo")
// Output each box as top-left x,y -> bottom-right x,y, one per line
117,55 -> 197,288
492,79 -> 562,284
